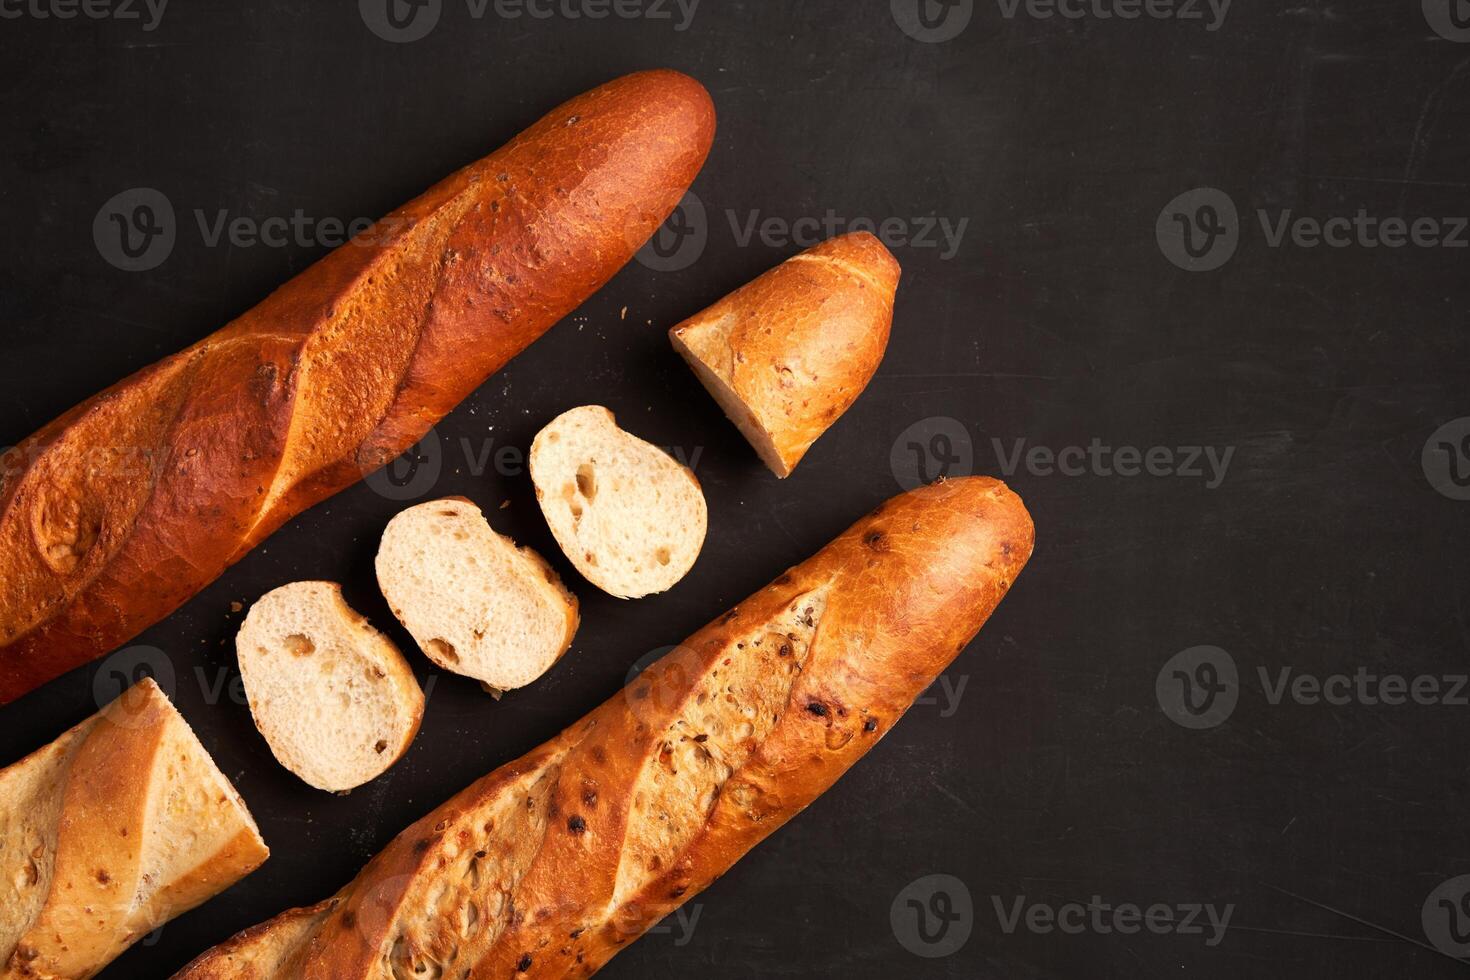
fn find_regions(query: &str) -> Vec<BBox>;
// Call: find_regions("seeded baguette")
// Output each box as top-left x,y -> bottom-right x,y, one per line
0,678 -> 268,979
0,70 -> 715,704
670,231 -> 899,477
172,477 -> 1033,979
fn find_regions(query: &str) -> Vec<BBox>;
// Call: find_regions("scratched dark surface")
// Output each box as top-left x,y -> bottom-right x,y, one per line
2,1 -> 1470,977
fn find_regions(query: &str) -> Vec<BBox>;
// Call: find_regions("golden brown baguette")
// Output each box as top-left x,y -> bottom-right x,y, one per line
172,476 -> 1033,979
669,231 -> 899,477
0,70 -> 716,704
0,677 -> 269,979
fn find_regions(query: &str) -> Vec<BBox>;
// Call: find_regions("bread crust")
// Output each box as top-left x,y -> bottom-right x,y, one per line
670,231 -> 899,476
172,477 -> 1033,979
0,70 -> 716,704
0,678 -> 269,978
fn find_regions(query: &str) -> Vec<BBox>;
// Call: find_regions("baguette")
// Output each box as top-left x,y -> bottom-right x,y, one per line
669,231 -> 899,477
172,476 -> 1033,979
237,582 -> 425,792
0,70 -> 716,704
0,677 -> 268,979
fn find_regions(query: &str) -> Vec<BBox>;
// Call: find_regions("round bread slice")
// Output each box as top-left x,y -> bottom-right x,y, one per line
375,497 -> 580,693
669,231 -> 900,477
236,582 -> 424,793
529,405 -> 707,599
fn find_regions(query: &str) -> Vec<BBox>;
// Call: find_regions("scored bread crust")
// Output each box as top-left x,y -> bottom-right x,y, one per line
0,677 -> 268,978
171,477 -> 1033,979
0,70 -> 716,704
237,582 -> 425,793
375,497 -> 580,691
669,231 -> 899,477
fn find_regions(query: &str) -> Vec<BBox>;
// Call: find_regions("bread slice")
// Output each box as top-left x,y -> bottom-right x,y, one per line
236,582 -> 424,793
375,497 -> 580,693
669,231 -> 900,477
529,405 -> 707,599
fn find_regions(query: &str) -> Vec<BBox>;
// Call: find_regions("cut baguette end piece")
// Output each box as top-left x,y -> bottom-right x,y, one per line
529,405 -> 707,599
236,582 -> 424,793
376,497 -> 579,693
669,328 -> 793,477
670,230 -> 899,477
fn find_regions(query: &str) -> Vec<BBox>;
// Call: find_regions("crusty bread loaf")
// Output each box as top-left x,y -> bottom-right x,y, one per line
237,582 -> 425,792
0,70 -> 716,705
0,677 -> 268,979
376,498 -> 579,693
171,477 -> 1033,979
529,405 -> 707,599
670,231 -> 899,477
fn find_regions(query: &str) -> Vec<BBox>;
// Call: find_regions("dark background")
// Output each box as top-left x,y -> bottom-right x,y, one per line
2,1 -> 1469,976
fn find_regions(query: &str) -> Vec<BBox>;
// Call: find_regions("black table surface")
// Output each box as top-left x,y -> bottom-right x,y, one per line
3,2 -> 1469,977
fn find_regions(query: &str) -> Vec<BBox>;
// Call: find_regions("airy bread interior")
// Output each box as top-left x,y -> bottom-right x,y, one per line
529,405 -> 707,599
376,498 -> 579,693
236,582 -> 423,793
